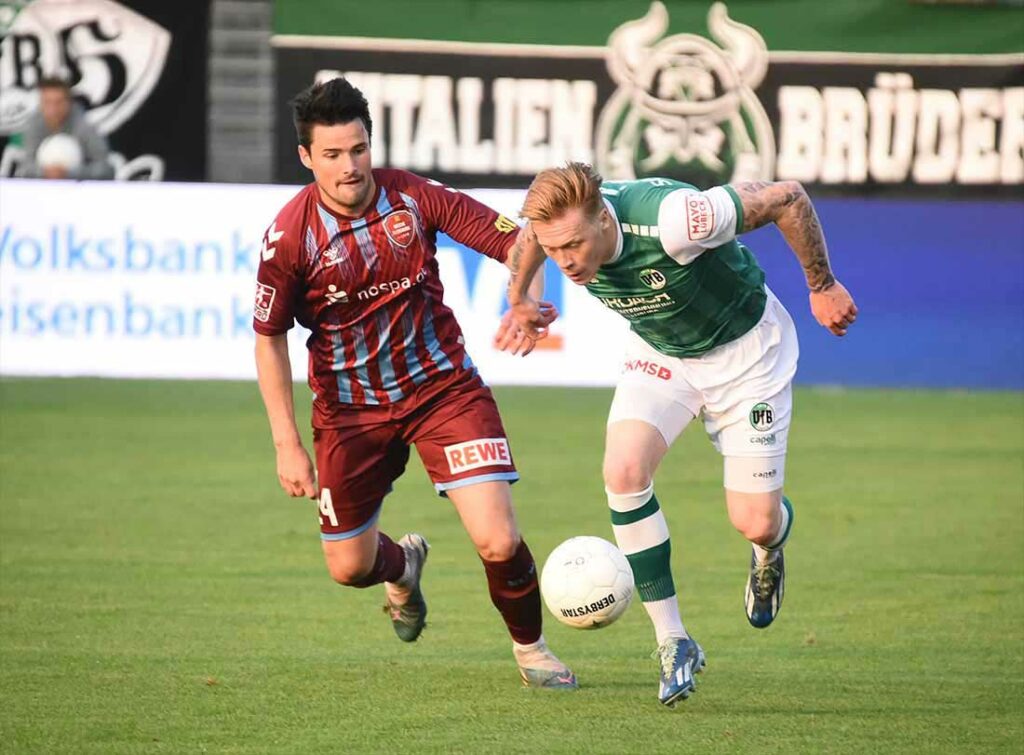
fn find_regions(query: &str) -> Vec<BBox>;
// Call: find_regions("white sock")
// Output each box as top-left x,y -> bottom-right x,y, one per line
390,546 -> 415,589
644,596 -> 688,646
512,634 -> 547,654
513,634 -> 567,672
607,484 -> 687,646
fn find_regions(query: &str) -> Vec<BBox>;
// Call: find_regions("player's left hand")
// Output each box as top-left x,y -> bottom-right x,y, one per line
810,280 -> 858,336
493,304 -> 558,356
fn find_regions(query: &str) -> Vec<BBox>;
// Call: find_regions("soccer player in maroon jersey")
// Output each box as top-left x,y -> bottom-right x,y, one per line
252,78 -> 575,689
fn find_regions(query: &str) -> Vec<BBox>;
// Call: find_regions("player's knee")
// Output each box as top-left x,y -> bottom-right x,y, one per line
326,563 -> 368,586
475,532 -> 521,562
603,458 -> 651,494
324,554 -> 373,586
729,504 -> 778,544
734,516 -> 776,544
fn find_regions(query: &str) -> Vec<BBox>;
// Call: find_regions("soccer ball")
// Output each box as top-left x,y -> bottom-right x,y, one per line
540,536 -> 634,629
36,133 -> 83,171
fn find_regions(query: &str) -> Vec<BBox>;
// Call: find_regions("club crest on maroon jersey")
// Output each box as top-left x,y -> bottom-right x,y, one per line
383,210 -> 417,249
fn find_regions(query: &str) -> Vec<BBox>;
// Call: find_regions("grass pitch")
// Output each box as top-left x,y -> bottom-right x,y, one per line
1,379 -> 1021,754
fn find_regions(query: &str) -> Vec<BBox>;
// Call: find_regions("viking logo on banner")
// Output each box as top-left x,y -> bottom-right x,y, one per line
272,0 -> 1023,196
597,2 -> 774,186
0,0 -> 209,180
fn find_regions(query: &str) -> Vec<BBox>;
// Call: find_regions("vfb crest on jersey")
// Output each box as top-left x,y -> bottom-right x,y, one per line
639,268 -> 667,290
596,1 -> 775,188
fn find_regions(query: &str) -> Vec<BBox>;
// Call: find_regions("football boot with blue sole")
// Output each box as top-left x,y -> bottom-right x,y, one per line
655,636 -> 706,708
745,548 -> 785,629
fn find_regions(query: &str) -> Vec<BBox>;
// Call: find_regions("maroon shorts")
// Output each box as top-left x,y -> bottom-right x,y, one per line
313,370 -> 518,541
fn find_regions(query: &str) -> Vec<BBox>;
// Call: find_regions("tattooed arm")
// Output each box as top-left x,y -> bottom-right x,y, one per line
731,180 -> 858,336
494,223 -> 558,355
732,180 -> 835,291
505,223 -> 547,305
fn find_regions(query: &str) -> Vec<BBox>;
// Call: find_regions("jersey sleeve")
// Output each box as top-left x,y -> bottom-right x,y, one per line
411,176 -> 519,262
252,220 -> 302,336
657,185 -> 743,265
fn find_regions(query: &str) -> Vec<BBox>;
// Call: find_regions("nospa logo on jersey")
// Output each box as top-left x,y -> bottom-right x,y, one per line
353,267 -> 428,302
0,0 -> 170,136
324,284 -> 348,304
324,268 -> 429,306
596,2 -> 774,187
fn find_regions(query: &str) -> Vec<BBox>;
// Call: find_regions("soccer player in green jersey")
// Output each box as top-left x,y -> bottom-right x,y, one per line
499,162 -> 857,708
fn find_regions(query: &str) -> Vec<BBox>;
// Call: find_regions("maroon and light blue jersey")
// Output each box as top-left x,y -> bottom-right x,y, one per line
253,168 -> 517,427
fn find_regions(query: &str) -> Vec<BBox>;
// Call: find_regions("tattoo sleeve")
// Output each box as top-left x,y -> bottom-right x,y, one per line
505,223 -> 546,303
732,181 -> 836,293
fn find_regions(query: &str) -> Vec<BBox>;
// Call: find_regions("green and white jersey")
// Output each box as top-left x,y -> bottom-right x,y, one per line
587,178 -> 767,358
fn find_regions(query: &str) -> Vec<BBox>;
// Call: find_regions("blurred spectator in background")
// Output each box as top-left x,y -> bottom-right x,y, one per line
16,77 -> 115,180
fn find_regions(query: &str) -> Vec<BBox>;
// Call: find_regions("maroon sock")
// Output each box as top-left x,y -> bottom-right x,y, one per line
481,539 -> 543,645
349,533 -> 406,588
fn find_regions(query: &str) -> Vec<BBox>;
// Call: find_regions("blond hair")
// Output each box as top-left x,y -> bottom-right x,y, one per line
520,162 -> 604,222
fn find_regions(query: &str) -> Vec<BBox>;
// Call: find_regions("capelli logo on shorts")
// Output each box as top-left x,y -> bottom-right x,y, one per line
444,438 -> 511,473
753,469 -> 777,480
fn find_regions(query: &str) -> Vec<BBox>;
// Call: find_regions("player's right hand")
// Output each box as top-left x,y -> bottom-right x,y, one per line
493,306 -> 556,356
509,297 -> 558,339
495,300 -> 558,356
810,280 -> 858,337
276,442 -> 317,499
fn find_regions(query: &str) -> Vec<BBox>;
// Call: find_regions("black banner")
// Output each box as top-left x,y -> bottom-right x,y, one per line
273,11 -> 1023,197
0,0 -> 210,181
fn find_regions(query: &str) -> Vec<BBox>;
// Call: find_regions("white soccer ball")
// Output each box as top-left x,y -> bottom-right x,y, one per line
540,536 -> 634,629
36,133 -> 83,171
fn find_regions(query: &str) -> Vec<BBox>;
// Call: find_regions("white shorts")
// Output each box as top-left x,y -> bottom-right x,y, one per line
607,288 -> 799,459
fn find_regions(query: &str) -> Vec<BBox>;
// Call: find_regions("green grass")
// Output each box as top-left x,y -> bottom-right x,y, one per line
1,379 -> 1022,754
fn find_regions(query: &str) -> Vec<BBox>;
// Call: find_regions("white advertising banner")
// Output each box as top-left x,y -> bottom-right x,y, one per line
0,179 -> 627,385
